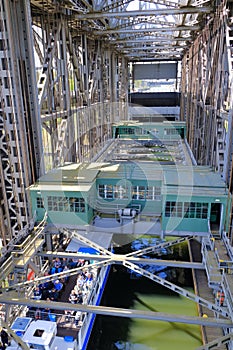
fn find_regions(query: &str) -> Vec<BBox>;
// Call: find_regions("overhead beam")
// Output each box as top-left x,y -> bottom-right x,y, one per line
120,46 -> 184,50
125,53 -> 182,58
74,7 -> 211,20
0,295 -> 232,327
95,25 -> 200,34
114,37 -> 192,43
38,250 -> 204,269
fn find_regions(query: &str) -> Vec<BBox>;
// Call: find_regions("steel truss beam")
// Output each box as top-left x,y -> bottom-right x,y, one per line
0,295 -> 232,328
2,229 -> 227,322
29,0 -> 215,61
115,38 -> 191,44
38,251 -> 204,270
95,25 -> 200,35
74,7 -> 212,20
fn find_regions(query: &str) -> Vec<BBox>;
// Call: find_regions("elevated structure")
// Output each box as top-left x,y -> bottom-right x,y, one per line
1,0 -> 233,349
29,122 -> 229,238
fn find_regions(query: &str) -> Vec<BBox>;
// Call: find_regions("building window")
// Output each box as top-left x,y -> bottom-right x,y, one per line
165,201 -> 182,217
132,186 -> 146,200
164,128 -> 179,135
36,197 -> 44,208
146,186 -> 161,200
165,201 -> 208,219
47,196 -> 85,213
121,127 -> 135,135
98,184 -> 128,199
184,202 -> 208,219
114,185 -> 128,199
98,184 -> 114,199
135,128 -> 149,135
48,196 -> 59,211
69,197 -> 85,212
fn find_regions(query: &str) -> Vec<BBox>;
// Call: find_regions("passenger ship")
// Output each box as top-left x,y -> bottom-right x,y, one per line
5,230 -> 112,350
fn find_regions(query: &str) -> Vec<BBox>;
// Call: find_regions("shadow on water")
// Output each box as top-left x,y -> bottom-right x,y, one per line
134,294 -> 201,342
87,264 -> 182,350
87,238 -> 197,350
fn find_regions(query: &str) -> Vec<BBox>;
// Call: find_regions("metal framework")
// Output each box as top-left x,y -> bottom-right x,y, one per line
0,229 -> 231,323
1,0 -> 233,349
0,227 -> 233,350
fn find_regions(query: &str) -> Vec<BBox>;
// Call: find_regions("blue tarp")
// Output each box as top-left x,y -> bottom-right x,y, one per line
78,247 -> 99,255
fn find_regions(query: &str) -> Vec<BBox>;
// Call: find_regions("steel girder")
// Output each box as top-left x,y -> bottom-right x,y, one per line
0,0 -> 44,243
0,294 -> 232,328
29,0 -> 215,61
1,229 -> 230,321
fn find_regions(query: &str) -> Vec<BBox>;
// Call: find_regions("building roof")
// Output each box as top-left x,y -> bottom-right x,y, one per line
163,166 -> 227,197
30,163 -> 101,185
97,162 -> 163,181
164,167 -> 227,189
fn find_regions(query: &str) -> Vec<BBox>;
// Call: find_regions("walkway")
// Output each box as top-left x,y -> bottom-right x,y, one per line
189,239 -> 227,350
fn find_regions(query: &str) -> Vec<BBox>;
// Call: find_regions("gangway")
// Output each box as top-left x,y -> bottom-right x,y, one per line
202,235 -> 223,288
11,229 -> 45,271
196,333 -> 233,350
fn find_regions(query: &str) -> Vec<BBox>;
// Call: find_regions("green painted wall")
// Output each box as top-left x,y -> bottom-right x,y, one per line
112,122 -> 186,141
29,188 -> 94,225
162,194 -> 228,233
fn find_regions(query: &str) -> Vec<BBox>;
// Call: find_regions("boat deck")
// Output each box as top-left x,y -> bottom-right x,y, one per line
56,274 -> 80,339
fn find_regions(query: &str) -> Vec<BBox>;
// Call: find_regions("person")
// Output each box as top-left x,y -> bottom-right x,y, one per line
75,311 -> 82,326
76,274 -> 85,289
77,290 -> 83,304
49,288 -> 59,301
69,290 -> 78,304
35,308 -> 42,320
33,286 -> 42,300
41,298 -> 51,320
86,272 -> 93,290
54,279 -> 63,292
53,257 -> 62,271
0,328 -> 9,349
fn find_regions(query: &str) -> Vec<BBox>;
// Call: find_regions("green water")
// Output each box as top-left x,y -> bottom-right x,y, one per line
129,293 -> 202,350
88,239 -> 203,350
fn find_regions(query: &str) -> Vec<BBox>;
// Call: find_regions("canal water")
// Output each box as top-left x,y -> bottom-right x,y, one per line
87,236 -> 202,350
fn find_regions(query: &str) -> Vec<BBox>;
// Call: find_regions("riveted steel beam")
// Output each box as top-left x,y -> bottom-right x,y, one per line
74,7 -> 212,20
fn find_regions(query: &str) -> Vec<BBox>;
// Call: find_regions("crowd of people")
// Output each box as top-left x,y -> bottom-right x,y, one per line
30,256 -> 97,325
64,268 -> 96,322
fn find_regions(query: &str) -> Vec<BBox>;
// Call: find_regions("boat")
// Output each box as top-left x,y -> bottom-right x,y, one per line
6,232 -> 112,350
129,237 -> 169,279
6,317 -> 78,349
64,233 -> 112,350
